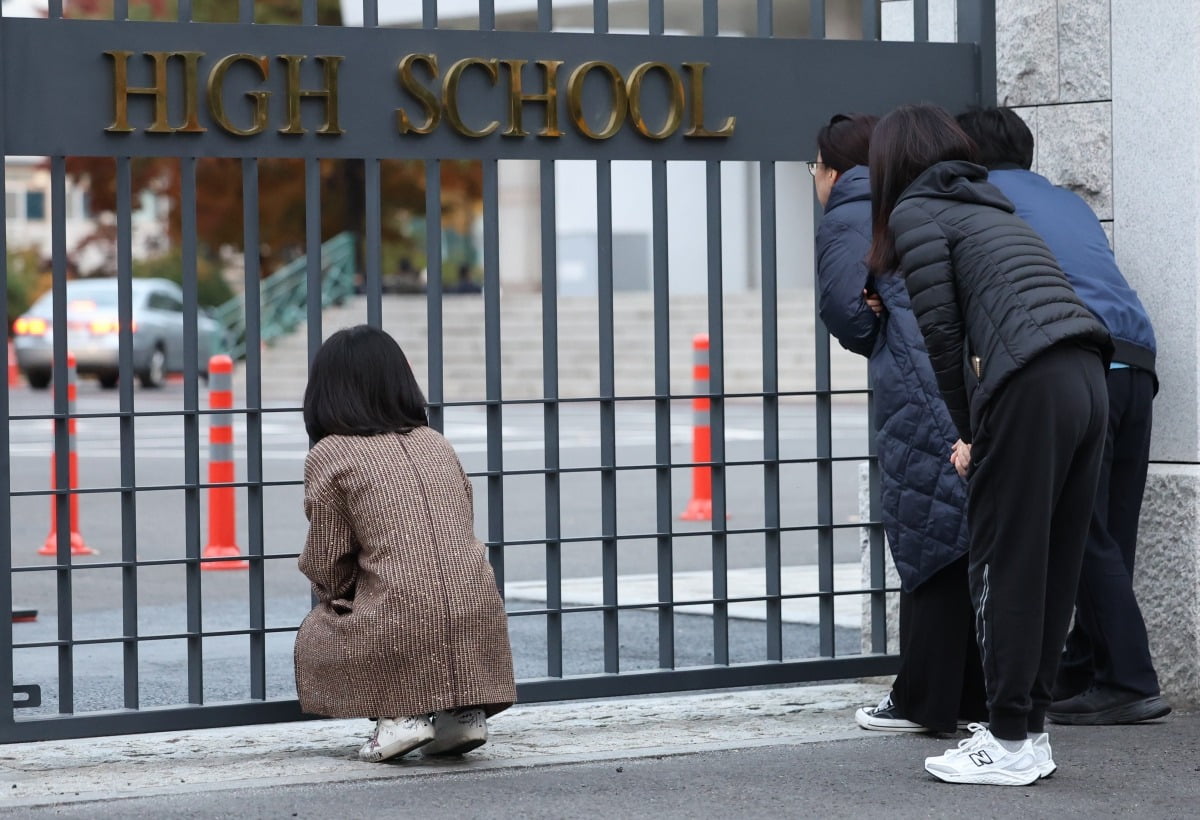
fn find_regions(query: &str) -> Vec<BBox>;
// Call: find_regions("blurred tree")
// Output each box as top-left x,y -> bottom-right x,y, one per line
5,247 -> 50,327
132,248 -> 233,307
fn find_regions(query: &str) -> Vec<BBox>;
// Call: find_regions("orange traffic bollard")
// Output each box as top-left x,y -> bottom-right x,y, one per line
680,334 -> 716,521
7,340 -> 20,387
40,353 -> 96,556
202,355 -> 248,570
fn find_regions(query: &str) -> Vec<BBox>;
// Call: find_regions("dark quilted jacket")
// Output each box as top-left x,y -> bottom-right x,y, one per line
890,161 -> 1113,443
816,167 -> 968,592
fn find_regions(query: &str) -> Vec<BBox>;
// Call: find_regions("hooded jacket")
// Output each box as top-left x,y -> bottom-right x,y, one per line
986,167 -> 1156,380
816,166 -> 968,591
890,161 -> 1113,443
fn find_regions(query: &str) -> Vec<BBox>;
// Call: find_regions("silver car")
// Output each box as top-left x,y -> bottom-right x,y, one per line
13,278 -> 226,389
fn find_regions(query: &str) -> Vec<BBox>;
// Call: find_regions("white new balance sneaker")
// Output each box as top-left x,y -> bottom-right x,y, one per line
358,715 -> 436,762
1030,732 -> 1056,778
924,723 -> 1040,786
422,708 -> 488,756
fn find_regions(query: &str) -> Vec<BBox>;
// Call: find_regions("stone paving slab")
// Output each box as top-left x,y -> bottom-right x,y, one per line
0,683 -> 888,810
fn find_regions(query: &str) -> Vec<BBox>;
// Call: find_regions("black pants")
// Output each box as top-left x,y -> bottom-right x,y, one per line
891,554 -> 988,734
967,344 -> 1108,741
1054,366 -> 1160,699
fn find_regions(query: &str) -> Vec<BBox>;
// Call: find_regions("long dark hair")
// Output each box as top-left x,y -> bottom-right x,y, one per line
866,104 -> 979,275
815,112 -> 879,173
303,325 -> 428,442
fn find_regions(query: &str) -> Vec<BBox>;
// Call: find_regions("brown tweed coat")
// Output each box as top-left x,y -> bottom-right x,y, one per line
294,427 -> 516,719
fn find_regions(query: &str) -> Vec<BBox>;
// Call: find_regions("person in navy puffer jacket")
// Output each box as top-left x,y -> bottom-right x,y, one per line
812,113 -> 987,736
957,108 -> 1170,727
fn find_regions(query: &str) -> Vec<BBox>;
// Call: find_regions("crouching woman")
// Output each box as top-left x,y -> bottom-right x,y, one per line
294,325 -> 516,762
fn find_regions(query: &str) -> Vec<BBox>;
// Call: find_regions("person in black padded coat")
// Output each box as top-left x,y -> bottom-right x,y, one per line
811,113 -> 986,736
866,104 -> 1112,786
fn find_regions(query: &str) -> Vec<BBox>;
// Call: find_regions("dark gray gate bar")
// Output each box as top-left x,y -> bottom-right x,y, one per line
305,159 -> 322,367
540,155 -> 563,677
597,154 -> 620,674
116,156 -> 139,709
915,0 -> 930,42
49,154 -> 73,714
181,155 -> 204,702
483,161 -> 505,590
812,181 -> 836,658
424,161 -> 444,432
958,0 -> 998,107
536,0 -> 563,683
649,0 -> 675,678
651,156 -> 675,671
862,0 -> 881,40
242,156 -> 268,700
517,655 -> 900,703
0,8 -> 11,727
756,0 -> 783,664
811,0 -> 826,39
364,160 -> 383,328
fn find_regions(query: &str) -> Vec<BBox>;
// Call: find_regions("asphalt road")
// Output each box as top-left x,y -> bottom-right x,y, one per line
8,379 -> 873,594
7,718 -> 1199,819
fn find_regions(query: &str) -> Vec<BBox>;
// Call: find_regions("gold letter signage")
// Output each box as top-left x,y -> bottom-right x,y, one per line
106,51 -> 344,137
104,50 -> 734,141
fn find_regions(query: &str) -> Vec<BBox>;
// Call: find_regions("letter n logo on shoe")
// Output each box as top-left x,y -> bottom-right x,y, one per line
969,751 -> 994,767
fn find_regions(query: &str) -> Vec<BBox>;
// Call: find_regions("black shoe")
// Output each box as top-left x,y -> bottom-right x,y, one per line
1047,684 -> 1172,725
1050,680 -> 1090,702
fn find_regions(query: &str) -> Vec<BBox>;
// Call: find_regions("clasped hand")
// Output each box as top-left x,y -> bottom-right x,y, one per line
950,439 -> 971,478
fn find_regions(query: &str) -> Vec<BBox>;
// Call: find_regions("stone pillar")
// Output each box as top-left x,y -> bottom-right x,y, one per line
1112,0 -> 1200,707
997,0 -> 1113,225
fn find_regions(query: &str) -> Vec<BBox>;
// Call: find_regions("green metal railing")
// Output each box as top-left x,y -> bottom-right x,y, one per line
211,232 -> 358,360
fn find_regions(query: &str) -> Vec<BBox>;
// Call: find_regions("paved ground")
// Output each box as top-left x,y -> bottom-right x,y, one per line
1,682 -> 1195,818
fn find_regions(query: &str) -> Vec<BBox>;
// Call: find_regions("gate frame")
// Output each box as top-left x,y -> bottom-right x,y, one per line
2,0 -> 996,743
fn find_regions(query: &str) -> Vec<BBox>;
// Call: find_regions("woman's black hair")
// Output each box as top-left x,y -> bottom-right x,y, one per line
955,107 -> 1034,170
866,104 -> 979,275
815,112 -> 879,173
303,325 -> 428,442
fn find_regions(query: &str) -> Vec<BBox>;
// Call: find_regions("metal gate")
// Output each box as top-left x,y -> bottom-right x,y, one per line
2,1 -> 994,742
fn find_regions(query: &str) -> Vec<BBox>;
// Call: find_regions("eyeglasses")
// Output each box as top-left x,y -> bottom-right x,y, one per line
806,160 -> 829,176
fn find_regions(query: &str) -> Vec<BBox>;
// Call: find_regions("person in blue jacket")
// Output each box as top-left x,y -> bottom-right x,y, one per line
957,107 -> 1170,726
812,113 -> 987,735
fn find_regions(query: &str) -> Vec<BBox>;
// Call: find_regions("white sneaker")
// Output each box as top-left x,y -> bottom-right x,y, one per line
854,694 -> 926,733
358,715 -> 435,762
1030,732 -> 1056,778
422,708 -> 488,756
924,724 -> 1040,786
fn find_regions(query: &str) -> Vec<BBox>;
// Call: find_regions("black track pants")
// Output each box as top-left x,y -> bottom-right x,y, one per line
966,344 -> 1108,741
891,553 -> 989,733
1054,366 -> 1160,699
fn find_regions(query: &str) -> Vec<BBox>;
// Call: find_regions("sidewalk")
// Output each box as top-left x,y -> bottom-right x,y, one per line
2,682 -> 1196,818
0,683 -> 887,809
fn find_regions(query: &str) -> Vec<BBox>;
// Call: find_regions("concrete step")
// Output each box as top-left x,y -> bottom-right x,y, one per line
259,292 -> 866,403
